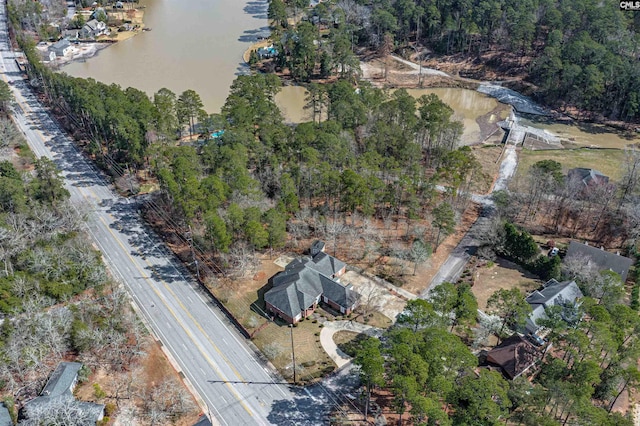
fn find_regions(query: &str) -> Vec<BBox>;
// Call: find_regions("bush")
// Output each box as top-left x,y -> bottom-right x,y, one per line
301,360 -> 316,368
93,383 -> 106,400
104,402 -> 117,417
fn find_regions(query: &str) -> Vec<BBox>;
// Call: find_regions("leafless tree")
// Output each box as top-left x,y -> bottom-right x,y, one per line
356,283 -> 383,319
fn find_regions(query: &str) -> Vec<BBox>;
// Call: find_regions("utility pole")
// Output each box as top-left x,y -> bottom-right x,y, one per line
289,324 -> 296,385
187,225 -> 200,281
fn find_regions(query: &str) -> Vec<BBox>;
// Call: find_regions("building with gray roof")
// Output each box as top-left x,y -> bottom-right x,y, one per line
525,279 -> 583,335
0,403 -> 12,426
567,168 -> 610,188
565,241 -> 633,283
265,243 -> 357,324
21,362 -> 104,424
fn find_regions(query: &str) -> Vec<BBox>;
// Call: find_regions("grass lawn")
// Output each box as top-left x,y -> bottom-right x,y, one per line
251,318 -> 336,384
472,257 -> 541,311
516,148 -> 626,182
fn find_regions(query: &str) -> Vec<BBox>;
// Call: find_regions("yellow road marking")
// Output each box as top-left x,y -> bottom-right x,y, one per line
98,216 -> 255,418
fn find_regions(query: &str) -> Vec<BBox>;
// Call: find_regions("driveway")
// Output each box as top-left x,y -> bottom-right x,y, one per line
319,321 -> 383,369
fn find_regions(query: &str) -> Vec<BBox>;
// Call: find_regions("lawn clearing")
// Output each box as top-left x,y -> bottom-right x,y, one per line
251,318 -> 336,384
472,257 -> 541,311
516,148 -> 626,183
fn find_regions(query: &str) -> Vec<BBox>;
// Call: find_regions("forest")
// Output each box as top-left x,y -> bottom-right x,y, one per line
267,0 -> 640,122
350,273 -> 640,426
16,22 -> 480,275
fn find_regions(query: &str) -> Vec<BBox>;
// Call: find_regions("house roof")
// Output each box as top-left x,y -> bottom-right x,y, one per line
486,335 -> 541,380
525,279 -> 583,334
193,415 -> 214,426
22,362 -> 104,422
566,241 -> 633,282
568,168 -> 609,187
320,275 -> 357,309
41,362 -> 82,398
265,255 -> 355,319
308,252 -> 346,277
84,19 -> 102,31
0,403 -> 11,426
50,39 -> 71,51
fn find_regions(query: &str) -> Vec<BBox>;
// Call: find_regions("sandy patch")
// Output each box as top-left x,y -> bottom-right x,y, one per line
342,270 -> 406,321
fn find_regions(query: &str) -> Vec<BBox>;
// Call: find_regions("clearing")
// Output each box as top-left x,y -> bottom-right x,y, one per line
516,148 -> 626,182
471,257 -> 541,311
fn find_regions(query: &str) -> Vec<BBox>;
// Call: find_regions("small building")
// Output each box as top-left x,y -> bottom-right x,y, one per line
486,335 -> 541,380
565,241 -> 633,283
61,29 -> 79,40
49,39 -> 73,58
80,19 -> 107,39
0,402 -> 12,426
21,362 -> 104,424
256,44 -> 278,59
567,168 -> 609,188
525,279 -> 583,336
264,242 -> 357,324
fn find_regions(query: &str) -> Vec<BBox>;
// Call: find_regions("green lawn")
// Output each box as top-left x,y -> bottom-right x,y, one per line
516,148 -> 626,182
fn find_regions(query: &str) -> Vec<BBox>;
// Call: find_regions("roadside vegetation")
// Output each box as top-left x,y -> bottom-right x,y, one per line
0,77 -> 198,425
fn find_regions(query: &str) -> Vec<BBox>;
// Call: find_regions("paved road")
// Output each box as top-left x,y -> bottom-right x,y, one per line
421,142 -> 517,298
0,3 -> 345,424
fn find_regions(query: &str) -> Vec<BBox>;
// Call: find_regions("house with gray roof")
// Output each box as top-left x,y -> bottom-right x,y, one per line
525,279 -> 583,335
80,19 -> 107,39
0,403 -> 12,426
21,362 -> 104,424
567,168 -> 610,188
49,38 -> 72,58
265,243 -> 357,324
565,241 -> 633,283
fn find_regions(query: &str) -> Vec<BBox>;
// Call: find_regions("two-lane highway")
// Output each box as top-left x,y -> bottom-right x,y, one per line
0,2 -> 329,424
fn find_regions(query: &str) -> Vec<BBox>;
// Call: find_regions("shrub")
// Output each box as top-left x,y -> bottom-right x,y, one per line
93,383 -> 106,400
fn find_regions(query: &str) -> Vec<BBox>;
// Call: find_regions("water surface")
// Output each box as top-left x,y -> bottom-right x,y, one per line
61,0 -> 269,113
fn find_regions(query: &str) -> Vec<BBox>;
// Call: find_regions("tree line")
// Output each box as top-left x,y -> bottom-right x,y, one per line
268,0 -> 640,122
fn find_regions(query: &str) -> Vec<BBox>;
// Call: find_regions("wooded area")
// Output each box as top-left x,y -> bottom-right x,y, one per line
268,0 -> 640,122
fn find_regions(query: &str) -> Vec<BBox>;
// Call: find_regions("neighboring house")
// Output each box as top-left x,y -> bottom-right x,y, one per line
0,402 -> 12,426
49,39 -> 73,58
486,335 -> 541,380
21,362 -> 104,424
80,19 -> 107,39
525,279 -> 583,336
265,242 -> 357,324
61,29 -> 79,40
256,45 -> 278,59
567,168 -> 610,188
566,241 -> 633,282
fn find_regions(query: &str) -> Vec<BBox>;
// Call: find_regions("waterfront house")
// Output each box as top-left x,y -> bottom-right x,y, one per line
264,242 -> 357,324
49,39 -> 73,58
80,19 -> 107,39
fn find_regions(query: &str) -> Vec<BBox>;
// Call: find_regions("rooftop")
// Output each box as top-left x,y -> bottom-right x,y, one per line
566,241 -> 633,282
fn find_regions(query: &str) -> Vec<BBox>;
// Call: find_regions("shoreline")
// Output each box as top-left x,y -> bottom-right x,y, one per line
52,5 -> 146,68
